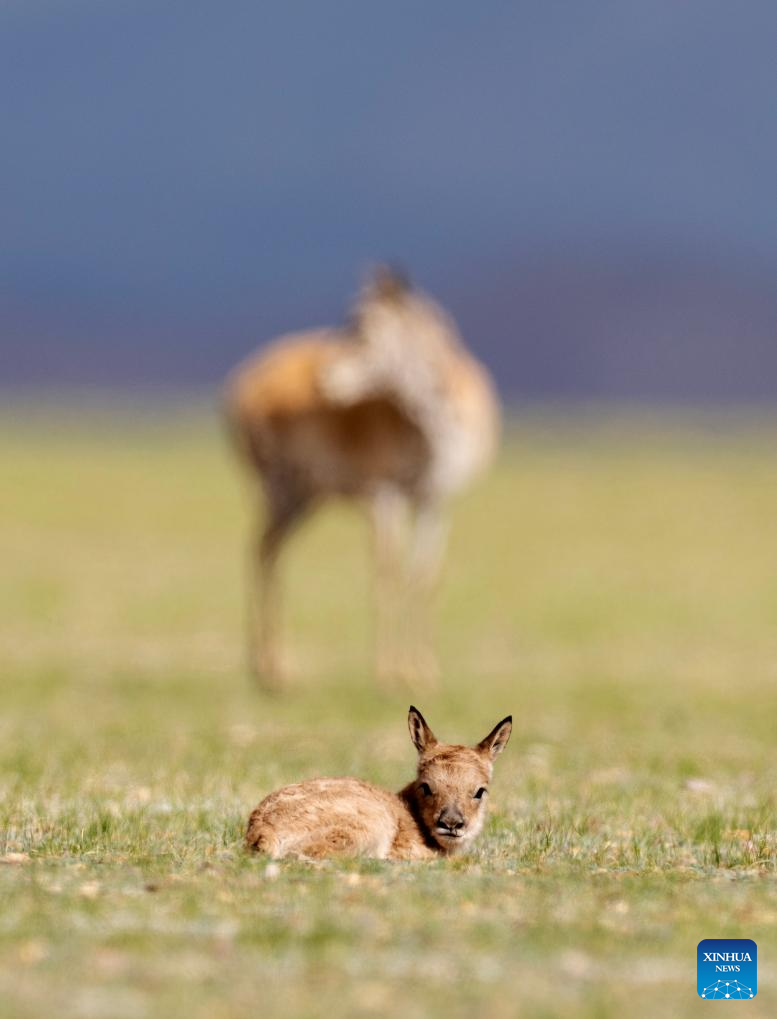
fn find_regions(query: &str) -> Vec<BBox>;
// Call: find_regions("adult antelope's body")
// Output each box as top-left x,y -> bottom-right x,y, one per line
246,707 -> 512,860
224,270 -> 500,687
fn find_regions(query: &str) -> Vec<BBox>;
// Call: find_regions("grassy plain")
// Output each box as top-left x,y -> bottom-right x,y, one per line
1,402 -> 776,1018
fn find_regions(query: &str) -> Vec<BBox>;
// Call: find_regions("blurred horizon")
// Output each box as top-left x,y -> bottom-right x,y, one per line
3,2 -> 777,401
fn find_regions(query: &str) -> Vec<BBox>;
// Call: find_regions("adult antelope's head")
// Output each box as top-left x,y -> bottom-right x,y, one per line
322,266 -> 462,408
407,705 -> 512,852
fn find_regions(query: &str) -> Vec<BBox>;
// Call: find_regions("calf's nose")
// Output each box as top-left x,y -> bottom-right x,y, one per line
437,810 -> 465,832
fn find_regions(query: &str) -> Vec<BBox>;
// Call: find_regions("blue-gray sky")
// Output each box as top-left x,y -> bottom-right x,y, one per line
2,1 -> 777,396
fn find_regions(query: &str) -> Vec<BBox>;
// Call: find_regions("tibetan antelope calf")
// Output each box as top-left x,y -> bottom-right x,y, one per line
224,268 -> 500,688
246,706 -> 512,860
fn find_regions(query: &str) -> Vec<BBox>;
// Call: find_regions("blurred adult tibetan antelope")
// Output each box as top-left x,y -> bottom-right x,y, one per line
224,268 -> 500,689
245,706 -> 512,860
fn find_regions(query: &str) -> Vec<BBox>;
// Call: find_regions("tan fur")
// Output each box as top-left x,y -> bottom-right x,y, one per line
224,269 -> 501,688
227,333 -> 428,495
245,707 -> 512,861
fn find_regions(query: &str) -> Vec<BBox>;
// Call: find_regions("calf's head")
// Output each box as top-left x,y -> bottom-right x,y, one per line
407,705 -> 512,852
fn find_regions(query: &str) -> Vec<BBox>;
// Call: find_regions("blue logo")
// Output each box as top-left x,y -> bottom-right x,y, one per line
698,939 -> 757,999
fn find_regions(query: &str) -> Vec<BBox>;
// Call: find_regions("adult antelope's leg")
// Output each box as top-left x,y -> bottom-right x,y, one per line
248,482 -> 310,689
370,487 -> 408,687
404,500 -> 448,687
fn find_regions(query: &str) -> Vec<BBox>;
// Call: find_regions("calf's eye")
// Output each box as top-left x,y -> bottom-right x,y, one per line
473,787 -> 487,800
420,782 -> 433,797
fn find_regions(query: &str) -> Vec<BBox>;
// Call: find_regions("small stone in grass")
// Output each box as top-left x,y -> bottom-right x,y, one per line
1,852 -> 29,865
684,778 -> 715,793
18,941 -> 47,965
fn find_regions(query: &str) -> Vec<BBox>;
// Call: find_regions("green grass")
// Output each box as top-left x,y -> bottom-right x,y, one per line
1,403 -> 776,1018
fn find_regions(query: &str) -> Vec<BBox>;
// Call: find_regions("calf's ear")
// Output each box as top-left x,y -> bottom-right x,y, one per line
477,716 -> 512,760
408,706 -> 437,754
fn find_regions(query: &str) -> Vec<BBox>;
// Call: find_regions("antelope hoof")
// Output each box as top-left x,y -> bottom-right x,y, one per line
376,650 -> 440,694
401,648 -> 440,692
250,650 -> 287,693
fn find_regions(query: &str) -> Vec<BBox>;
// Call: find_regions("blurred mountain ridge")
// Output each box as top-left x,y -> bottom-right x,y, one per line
2,2 -> 777,399
4,244 -> 776,400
